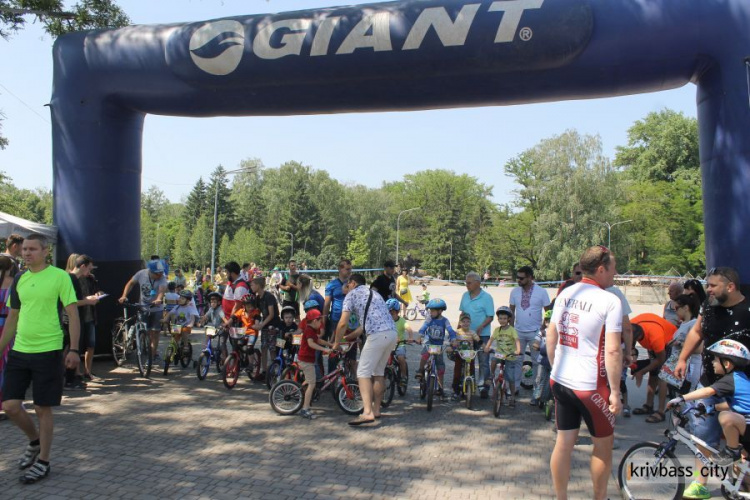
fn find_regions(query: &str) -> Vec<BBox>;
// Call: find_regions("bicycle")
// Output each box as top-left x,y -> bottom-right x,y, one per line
196,325 -> 225,380
405,301 -> 429,321
618,403 -> 750,499
266,334 -> 294,389
383,342 -> 409,407
456,342 -> 477,410
222,328 -> 262,389
419,343 -> 445,412
269,344 -> 363,416
490,353 -> 508,418
111,302 -> 153,378
162,324 -> 194,376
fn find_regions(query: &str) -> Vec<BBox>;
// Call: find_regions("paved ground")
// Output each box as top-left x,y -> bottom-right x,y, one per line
0,284 -> 691,499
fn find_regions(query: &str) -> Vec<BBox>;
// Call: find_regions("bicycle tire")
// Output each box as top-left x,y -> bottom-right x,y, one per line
266,361 -> 282,390
419,372 -> 427,400
136,330 -> 152,378
216,347 -> 226,373
465,378 -> 474,410
179,342 -> 193,368
269,380 -> 304,415
197,352 -> 211,380
313,279 -> 322,290
493,379 -> 504,418
336,382 -> 364,415
111,319 -> 127,366
223,353 -> 240,389
405,308 -> 417,321
426,374 -> 436,412
382,367 -> 396,408
163,344 -> 174,376
618,442 -> 684,500
545,400 -> 554,421
397,363 -> 408,396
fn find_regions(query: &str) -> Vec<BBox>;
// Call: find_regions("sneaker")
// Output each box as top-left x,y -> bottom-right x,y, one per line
480,387 -> 489,399
509,398 -> 516,408
153,353 -> 162,363
20,461 -> 50,484
713,446 -> 742,466
623,405 -> 631,418
18,443 -> 40,469
683,480 -> 711,499
529,398 -> 539,406
63,380 -> 86,391
83,373 -> 93,381
300,409 -> 317,420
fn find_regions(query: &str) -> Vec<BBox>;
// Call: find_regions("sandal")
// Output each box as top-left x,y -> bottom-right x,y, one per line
632,404 -> 653,415
645,411 -> 665,423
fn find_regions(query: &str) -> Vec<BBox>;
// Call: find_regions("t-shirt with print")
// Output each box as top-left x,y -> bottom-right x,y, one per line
325,277 -> 347,323
395,316 -> 408,343
222,277 -> 249,318
281,272 -> 300,303
298,324 -> 320,363
371,273 -> 396,302
700,296 -> 750,385
459,289 -> 495,337
9,266 -> 78,353
455,327 -> 480,348
342,285 -> 395,335
204,306 -> 225,328
168,303 -> 199,327
133,269 -> 167,311
550,278 -> 623,391
491,325 -> 519,360
419,316 -> 457,345
510,284 -> 550,333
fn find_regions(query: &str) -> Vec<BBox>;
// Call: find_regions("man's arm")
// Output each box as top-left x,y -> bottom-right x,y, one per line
118,277 -> 137,303
0,308 -> 19,352
546,323 -> 558,366
323,295 -> 332,319
634,349 -> 667,377
333,310 -> 351,348
65,303 -> 81,369
675,315 -> 704,378
477,315 -> 493,336
604,330 -> 623,415
509,304 -> 516,327
621,316 -> 633,365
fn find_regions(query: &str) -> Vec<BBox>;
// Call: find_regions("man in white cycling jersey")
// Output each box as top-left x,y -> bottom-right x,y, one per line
547,245 -> 623,500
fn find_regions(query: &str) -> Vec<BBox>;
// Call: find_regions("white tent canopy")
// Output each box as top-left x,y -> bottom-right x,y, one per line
0,211 -> 57,243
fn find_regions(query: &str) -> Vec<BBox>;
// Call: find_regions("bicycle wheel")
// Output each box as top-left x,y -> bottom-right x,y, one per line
618,442 -> 684,500
197,352 -> 211,380
397,363 -> 408,396
269,380 -> 304,415
180,342 -> 193,368
545,400 -> 554,421
426,374 -> 436,411
136,330 -> 152,378
381,367 -> 396,408
163,344 -> 174,376
111,320 -> 127,366
223,353 -> 240,389
406,308 -> 419,321
216,346 -> 227,373
465,378 -> 474,410
266,361 -> 282,390
419,372 -> 427,400
313,279 -> 322,290
493,380 -> 504,418
336,382 -> 364,415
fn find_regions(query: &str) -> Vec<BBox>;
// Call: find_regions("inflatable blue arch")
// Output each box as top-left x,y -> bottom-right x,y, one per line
51,0 -> 750,334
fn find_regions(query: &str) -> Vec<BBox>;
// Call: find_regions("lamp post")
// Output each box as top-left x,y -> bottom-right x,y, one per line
449,241 -> 453,282
396,207 -> 420,265
211,166 -> 255,276
592,219 -> 633,248
283,231 -> 294,260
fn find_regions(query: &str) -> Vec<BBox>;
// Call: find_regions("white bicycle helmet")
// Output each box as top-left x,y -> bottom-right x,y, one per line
708,333 -> 750,368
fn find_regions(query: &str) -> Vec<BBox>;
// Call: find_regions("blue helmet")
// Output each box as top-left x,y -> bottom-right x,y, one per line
147,259 -> 165,274
303,299 -> 320,311
385,298 -> 401,312
426,298 -> 447,311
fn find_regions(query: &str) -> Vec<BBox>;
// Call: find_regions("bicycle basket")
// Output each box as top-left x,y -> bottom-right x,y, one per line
275,337 -> 287,349
459,350 -> 476,361
292,334 -> 302,345
205,326 -> 217,337
229,327 -> 246,339
427,344 -> 442,355
170,325 -> 182,335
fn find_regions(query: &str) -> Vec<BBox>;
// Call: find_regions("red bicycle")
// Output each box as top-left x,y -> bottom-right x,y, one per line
491,353 -> 508,418
222,328 -> 261,389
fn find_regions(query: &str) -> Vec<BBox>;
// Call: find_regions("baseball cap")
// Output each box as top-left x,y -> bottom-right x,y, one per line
306,309 -> 322,321
147,259 -> 165,274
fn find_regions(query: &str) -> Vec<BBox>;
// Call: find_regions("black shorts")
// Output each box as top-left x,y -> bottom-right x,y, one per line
551,380 -> 615,438
635,346 -> 672,377
2,350 -> 64,407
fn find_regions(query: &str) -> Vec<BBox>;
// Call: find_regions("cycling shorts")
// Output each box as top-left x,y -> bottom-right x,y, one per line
551,380 -> 615,438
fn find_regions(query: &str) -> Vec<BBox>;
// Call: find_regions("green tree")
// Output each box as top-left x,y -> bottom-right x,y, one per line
346,228 -> 370,267
171,223 -> 192,271
183,177 -> 207,231
141,185 -> 168,220
206,165 -> 235,244
219,228 -> 267,268
1,0 -> 129,39
0,171 -> 52,223
0,113 -> 8,150
190,213 -> 212,271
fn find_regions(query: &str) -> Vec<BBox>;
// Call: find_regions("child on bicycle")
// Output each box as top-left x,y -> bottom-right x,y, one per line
419,284 -> 430,305
298,309 -> 332,420
164,281 -> 179,313
162,289 -> 199,346
279,305 -> 301,353
201,291 -> 227,355
386,299 -> 412,388
532,310 -> 553,408
451,312 -> 481,400
484,306 -> 520,407
416,298 -> 457,396
230,293 -> 261,340
667,333 -> 750,465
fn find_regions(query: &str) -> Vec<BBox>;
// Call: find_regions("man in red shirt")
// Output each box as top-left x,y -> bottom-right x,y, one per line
630,313 -> 677,423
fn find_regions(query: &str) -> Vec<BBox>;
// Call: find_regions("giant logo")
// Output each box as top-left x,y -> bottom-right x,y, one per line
189,20 -> 245,75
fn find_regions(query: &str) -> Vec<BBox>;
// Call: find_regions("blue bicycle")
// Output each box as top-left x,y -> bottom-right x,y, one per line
266,333 -> 296,389
419,343 -> 445,411
196,326 -> 226,380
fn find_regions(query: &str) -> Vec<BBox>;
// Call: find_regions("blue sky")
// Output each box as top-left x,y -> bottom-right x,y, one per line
0,0 -> 696,206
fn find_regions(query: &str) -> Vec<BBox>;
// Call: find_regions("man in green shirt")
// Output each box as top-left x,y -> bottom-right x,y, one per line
0,233 -> 80,484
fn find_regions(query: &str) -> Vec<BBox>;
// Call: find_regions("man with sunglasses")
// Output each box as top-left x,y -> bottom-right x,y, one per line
322,259 -> 353,374
510,266 -> 551,395
675,266 -> 750,499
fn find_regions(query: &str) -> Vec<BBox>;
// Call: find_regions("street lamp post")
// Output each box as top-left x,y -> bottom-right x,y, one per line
211,166 -> 256,277
449,241 -> 453,282
592,219 -> 633,248
283,232 -> 294,260
396,207 -> 420,265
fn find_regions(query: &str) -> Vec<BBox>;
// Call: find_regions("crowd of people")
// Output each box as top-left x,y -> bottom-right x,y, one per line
2,232 -> 750,500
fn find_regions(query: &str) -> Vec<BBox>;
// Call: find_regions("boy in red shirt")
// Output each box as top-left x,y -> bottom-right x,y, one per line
229,294 -> 260,340
298,309 -> 332,420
